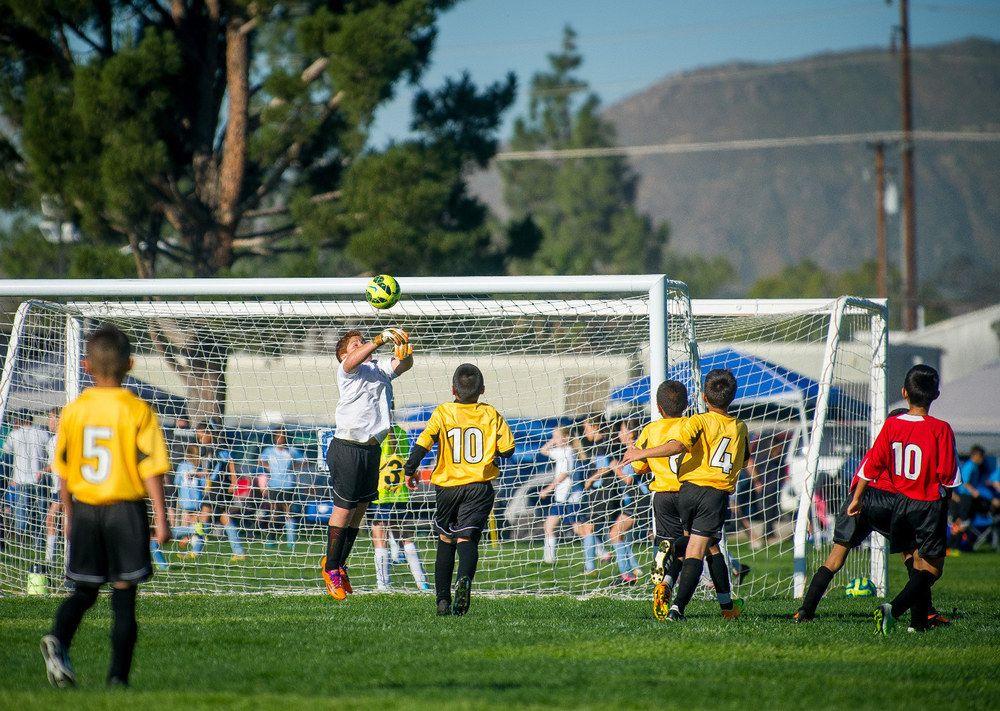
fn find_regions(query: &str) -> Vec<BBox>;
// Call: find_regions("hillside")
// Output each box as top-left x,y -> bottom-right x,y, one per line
474,38 -> 1000,305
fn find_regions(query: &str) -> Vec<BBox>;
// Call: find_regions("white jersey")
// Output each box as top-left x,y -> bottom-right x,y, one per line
2,425 -> 50,486
547,445 -> 577,503
334,358 -> 397,444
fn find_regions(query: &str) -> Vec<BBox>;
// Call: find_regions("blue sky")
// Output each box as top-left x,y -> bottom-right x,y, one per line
370,0 -> 1000,145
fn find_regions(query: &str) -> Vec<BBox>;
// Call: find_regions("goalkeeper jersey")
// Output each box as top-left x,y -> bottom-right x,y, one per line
375,424 -> 412,504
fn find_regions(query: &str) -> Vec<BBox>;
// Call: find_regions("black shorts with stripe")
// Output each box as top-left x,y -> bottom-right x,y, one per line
67,499 -> 152,585
434,482 -> 496,538
327,437 -> 381,509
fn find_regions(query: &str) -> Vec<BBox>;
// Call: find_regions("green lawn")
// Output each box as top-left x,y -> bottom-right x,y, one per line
1,553 -> 997,710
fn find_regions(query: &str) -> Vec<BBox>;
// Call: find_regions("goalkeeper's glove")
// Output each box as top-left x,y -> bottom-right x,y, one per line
374,327 -> 408,347
394,342 -> 413,360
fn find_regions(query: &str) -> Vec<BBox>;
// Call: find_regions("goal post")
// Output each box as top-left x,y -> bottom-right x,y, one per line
0,279 -> 885,600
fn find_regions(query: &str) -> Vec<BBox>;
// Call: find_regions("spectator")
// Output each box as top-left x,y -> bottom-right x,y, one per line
175,443 -> 207,558
538,425 -> 578,565
606,419 -> 645,585
575,415 -> 613,562
43,407 -> 62,565
260,428 -> 302,549
196,423 -> 246,561
2,410 -> 49,550
951,445 -> 1000,534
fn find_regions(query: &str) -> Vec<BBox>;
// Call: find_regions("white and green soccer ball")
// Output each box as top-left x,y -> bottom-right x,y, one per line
366,274 -> 401,309
845,577 -> 877,597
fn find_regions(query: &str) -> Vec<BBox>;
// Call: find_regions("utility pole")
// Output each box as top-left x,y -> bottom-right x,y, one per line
869,142 -> 888,299
897,0 -> 918,330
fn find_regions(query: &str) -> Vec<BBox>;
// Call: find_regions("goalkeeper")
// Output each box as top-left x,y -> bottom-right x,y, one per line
370,419 -> 429,592
321,327 -> 413,600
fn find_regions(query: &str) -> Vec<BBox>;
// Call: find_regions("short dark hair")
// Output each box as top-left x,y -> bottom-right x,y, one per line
452,363 -> 485,402
86,324 -> 131,382
656,380 -> 688,418
335,329 -> 364,362
970,445 -> 985,458
887,407 -> 908,418
704,368 -> 738,410
903,364 -> 939,408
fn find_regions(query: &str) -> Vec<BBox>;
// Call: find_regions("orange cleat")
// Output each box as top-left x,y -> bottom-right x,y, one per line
653,582 -> 672,622
340,566 -> 353,595
320,556 -> 346,600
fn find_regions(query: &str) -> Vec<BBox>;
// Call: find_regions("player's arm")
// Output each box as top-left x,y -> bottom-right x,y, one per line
495,414 -> 515,460
137,407 -> 173,545
847,477 -> 869,516
403,407 -> 441,487
392,341 -> 414,376
622,439 -> 686,465
53,415 -> 72,534
939,428 -> 962,491
342,328 -> 408,373
146,474 -> 171,546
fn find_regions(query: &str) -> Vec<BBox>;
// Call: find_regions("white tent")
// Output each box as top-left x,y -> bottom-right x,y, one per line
892,361 -> 1000,452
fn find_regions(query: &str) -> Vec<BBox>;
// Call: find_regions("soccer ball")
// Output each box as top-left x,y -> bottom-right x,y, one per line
844,577 -> 876,597
366,274 -> 401,309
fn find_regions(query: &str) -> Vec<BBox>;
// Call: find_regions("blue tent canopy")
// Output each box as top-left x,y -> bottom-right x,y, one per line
610,348 -> 867,417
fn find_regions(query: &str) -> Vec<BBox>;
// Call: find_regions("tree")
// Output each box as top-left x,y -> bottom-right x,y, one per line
0,1 -> 516,419
498,26 -> 733,294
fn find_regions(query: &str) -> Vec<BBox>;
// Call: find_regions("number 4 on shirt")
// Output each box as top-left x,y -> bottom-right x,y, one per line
710,437 -> 733,474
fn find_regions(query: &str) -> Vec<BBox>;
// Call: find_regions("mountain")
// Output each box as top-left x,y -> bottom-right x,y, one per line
473,38 -> 1000,307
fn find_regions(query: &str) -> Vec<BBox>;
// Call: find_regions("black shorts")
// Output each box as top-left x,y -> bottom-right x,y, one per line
677,482 -> 730,540
834,488 -> 948,558
66,500 -> 152,586
327,438 -> 380,509
833,487 -> 895,550
651,490 -> 684,543
434,482 -> 496,538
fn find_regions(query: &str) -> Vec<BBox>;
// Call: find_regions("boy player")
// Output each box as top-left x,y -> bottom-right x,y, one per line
404,364 -> 515,616
625,369 -> 748,621
40,325 -> 171,688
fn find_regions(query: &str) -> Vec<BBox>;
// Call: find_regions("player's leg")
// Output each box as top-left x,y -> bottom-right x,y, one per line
669,484 -> 726,619
610,513 -> 639,582
883,499 -> 948,633
371,519 -> 391,591
433,485 -> 460,612
670,533 -> 711,619
705,541 -> 738,616
192,503 -> 210,555
323,438 -> 377,594
220,510 -> 245,559
451,482 -> 496,615
395,519 -> 428,591
573,520 -> 598,574
108,582 -> 138,686
543,510 -> 559,564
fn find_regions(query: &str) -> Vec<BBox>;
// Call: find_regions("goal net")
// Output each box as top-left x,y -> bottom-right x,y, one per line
0,279 -> 886,600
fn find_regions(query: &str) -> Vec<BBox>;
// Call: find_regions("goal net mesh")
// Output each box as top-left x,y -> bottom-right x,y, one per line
0,293 -> 882,600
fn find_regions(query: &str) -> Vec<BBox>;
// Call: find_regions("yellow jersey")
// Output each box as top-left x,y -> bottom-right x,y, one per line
674,411 -> 749,492
416,402 -> 515,487
634,417 -> 704,493
53,387 -> 170,505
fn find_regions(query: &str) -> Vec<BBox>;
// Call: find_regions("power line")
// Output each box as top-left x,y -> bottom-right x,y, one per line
493,130 -> 1000,162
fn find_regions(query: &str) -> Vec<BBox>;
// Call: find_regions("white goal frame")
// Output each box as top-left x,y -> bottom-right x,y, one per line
0,278 -> 886,598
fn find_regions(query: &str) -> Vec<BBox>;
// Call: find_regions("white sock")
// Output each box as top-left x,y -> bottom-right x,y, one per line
388,533 -> 402,561
374,547 -> 390,590
596,542 -> 608,558
543,536 -> 557,563
403,542 -> 427,588
45,534 -> 56,562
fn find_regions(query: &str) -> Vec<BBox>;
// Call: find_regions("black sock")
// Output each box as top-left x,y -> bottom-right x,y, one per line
672,557 -> 704,614
891,569 -> 935,619
706,552 -> 732,609
801,565 -> 835,616
51,584 -> 99,649
325,525 -> 345,572
109,586 -> 138,683
340,527 -> 361,567
673,535 -> 689,560
666,556 -> 683,586
456,535 -> 481,581
435,539 -> 457,602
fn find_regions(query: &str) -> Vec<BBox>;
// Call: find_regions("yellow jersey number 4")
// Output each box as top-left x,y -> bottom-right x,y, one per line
710,437 -> 734,475
446,426 -> 485,464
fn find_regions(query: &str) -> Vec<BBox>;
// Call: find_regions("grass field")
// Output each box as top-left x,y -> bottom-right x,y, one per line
1,552 -> 997,709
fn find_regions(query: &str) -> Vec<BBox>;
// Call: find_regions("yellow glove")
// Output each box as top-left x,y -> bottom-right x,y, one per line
374,327 -> 408,347
394,342 -> 413,360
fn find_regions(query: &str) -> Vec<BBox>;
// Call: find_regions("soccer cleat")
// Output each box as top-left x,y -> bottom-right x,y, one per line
340,567 -> 353,594
666,607 -> 685,622
40,635 -> 76,688
652,582 -> 672,622
792,608 -> 814,623
650,539 -> 671,585
927,609 -> 952,627
418,581 -> 432,592
453,576 -> 472,616
437,599 -> 453,616
320,557 -> 346,600
721,597 -> 745,620
875,603 -> 896,636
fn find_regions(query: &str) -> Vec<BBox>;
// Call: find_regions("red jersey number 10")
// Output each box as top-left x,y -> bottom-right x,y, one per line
891,441 -> 923,481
